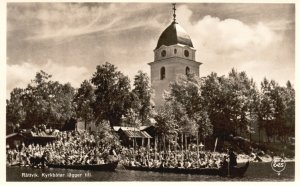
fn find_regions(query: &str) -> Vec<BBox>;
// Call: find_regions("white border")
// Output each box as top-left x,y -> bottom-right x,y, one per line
0,0 -> 298,186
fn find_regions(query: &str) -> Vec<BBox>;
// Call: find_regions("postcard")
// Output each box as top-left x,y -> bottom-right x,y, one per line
3,0 -> 296,182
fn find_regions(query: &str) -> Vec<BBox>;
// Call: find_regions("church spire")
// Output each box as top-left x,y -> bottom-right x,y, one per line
172,3 -> 177,23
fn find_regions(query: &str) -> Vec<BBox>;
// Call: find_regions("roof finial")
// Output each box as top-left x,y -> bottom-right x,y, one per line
172,3 -> 177,23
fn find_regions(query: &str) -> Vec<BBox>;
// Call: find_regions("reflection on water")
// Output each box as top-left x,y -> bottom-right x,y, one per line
7,162 -> 294,181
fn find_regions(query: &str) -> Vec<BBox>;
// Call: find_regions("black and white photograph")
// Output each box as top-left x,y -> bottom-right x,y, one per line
3,0 -> 297,182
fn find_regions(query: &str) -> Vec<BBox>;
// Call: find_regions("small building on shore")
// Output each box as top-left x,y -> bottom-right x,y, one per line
6,130 -> 58,148
6,133 -> 26,148
113,126 -> 153,147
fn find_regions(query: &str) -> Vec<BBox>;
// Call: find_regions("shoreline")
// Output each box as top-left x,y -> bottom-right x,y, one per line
237,154 -> 295,163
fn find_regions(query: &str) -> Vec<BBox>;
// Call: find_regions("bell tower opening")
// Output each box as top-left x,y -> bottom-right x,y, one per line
186,66 -> 190,75
160,67 -> 166,80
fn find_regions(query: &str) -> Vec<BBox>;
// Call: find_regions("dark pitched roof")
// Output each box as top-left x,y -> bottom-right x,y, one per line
122,130 -> 152,138
6,133 -> 22,139
155,22 -> 193,50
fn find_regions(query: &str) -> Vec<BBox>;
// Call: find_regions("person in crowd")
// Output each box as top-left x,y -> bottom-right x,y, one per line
228,148 -> 237,167
219,156 -> 228,169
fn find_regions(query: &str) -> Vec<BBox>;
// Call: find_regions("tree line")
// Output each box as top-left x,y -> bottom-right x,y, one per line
7,62 -> 294,144
7,62 -> 152,132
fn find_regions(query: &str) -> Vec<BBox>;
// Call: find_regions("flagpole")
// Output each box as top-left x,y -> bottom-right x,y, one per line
214,138 -> 218,153
227,149 -> 230,177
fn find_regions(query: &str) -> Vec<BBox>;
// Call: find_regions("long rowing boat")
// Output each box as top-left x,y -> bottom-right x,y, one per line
47,161 -> 119,171
123,161 -> 249,177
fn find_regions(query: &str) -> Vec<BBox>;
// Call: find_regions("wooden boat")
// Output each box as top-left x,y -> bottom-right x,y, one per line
123,161 -> 249,177
219,161 -> 249,177
47,161 -> 119,171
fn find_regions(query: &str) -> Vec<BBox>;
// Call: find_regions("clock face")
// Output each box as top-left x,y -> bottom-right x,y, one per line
161,50 -> 166,57
184,50 -> 189,57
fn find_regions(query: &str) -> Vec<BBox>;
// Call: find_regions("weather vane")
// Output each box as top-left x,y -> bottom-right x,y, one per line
172,3 -> 177,23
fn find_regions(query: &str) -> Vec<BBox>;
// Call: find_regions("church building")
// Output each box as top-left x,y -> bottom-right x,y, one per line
148,4 -> 202,107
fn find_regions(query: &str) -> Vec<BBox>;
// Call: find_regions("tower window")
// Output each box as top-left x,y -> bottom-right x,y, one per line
174,49 -> 177,54
184,50 -> 189,57
161,50 -> 166,57
186,66 -> 190,75
160,67 -> 166,80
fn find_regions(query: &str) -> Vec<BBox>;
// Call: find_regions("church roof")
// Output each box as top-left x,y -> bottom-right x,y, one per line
155,21 -> 194,50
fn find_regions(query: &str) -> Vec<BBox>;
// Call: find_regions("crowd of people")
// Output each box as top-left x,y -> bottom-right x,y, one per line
7,129 -> 236,170
30,124 -> 59,136
6,131 -> 118,167
120,146 -> 229,169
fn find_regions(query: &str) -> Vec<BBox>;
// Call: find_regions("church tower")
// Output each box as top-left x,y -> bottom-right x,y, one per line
148,4 -> 202,107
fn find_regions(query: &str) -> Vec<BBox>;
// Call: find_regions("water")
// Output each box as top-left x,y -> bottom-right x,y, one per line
6,162 -> 294,181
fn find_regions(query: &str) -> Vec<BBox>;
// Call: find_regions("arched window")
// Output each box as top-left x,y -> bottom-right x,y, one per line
184,50 -> 189,57
161,50 -> 166,57
186,66 -> 190,75
160,67 -> 166,80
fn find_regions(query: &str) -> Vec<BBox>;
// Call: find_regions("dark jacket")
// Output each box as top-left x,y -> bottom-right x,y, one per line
229,151 -> 237,167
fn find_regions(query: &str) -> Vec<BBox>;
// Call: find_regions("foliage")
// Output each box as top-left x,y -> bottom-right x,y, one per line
154,101 -> 177,139
131,71 -> 153,125
160,73 -> 212,140
201,69 -> 259,139
257,78 -> 295,142
6,71 -> 75,129
73,80 -> 95,130
123,107 -> 142,128
6,88 -> 26,131
91,62 -> 131,128
6,64 -> 294,146
96,120 -> 119,146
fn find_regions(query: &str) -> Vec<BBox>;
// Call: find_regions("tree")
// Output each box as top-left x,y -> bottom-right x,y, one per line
6,88 -> 26,132
97,120 -> 120,147
73,80 -> 95,130
201,72 -> 233,138
164,73 -> 212,150
227,69 -> 258,135
131,71 -> 153,124
154,101 -> 178,152
202,69 -> 259,140
270,80 -> 286,142
155,103 -> 176,137
257,78 -> 295,143
284,81 -> 295,138
56,83 -> 76,127
257,78 -> 273,142
91,62 -> 131,128
11,71 -> 75,129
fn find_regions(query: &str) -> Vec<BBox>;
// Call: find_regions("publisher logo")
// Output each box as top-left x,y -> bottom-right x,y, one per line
271,157 -> 286,175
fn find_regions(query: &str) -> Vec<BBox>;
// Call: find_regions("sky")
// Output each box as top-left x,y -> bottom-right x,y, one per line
6,2 -> 295,98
